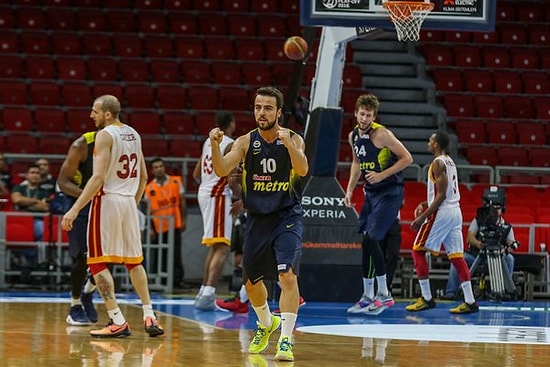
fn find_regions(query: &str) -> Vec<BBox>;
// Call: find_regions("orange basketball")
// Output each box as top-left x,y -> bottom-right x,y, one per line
283,36 -> 308,61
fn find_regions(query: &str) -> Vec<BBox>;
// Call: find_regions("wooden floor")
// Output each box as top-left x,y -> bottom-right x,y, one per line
1,293 -> 550,367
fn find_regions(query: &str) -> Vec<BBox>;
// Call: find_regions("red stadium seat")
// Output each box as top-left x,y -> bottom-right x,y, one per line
227,15 -> 256,36
113,35 -> 144,58
422,44 -> 453,66
187,85 -> 218,110
529,24 -> 550,46
20,31 -> 50,54
199,13 -> 227,35
251,0 -> 278,12
192,0 -> 221,11
534,97 -> 550,120
499,24 -> 528,45
212,61 -> 242,84
241,63 -> 273,86
4,133 -> 39,154
88,58 -> 118,81
445,30 -> 471,43
118,59 -> 150,82
39,136 -> 72,154
106,11 -> 137,33
57,57 -> 88,80
264,38 -> 288,62
529,148 -> 550,167
522,72 -> 550,95
483,47 -> 510,68
174,36 -> 205,59
62,83 -> 93,107
472,31 -> 498,44
453,45 -> 481,67
223,0 -> 249,11
25,56 -> 56,79
503,96 -> 534,119
35,108 -> 66,133
235,38 -> 265,61
205,37 -> 234,59
463,70 -> 493,92
181,60 -> 211,83
0,6 -> 15,30
432,69 -> 463,92
82,33 -> 112,56
43,215 -> 69,243
18,7 -> 46,30
143,36 -> 174,59
142,138 -> 170,157
465,146 -> 498,166
475,95 -> 503,118
443,94 -> 474,118
0,31 -> 18,54
486,121 -> 516,144
93,83 -> 124,100
168,13 -> 197,34
510,47 -> 539,69
497,147 -> 529,166
156,84 -> 187,110
163,112 -> 195,135
51,33 -> 81,55
77,9 -> 107,32
29,82 -> 61,106
127,111 -> 162,135
219,86 -> 250,110
150,59 -> 181,84
2,108 -> 33,132
258,16 -> 287,37
454,119 -> 486,144
47,8 -> 76,31
124,84 -> 155,109
138,11 -> 168,34
66,109 -> 92,133
0,81 -> 27,105
0,55 -> 24,79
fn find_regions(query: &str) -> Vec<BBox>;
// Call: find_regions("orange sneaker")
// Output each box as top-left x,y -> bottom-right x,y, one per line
90,320 -> 131,338
144,316 -> 165,337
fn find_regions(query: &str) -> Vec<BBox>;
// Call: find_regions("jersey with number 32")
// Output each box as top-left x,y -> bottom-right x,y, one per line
102,124 -> 142,196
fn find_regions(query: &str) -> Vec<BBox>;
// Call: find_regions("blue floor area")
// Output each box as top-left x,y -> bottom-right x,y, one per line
3,291 -> 550,331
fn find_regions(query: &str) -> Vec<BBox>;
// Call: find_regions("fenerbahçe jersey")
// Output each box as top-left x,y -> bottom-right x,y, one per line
242,129 -> 302,214
351,122 -> 402,192
72,131 -> 96,189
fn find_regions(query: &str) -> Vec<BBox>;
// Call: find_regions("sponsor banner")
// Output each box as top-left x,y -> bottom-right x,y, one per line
301,176 -> 362,265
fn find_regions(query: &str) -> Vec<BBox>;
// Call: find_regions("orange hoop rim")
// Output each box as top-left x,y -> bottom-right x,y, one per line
382,1 -> 434,20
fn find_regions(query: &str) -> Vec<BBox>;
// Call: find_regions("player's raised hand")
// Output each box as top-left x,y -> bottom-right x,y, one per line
209,127 -> 224,144
277,128 -> 292,147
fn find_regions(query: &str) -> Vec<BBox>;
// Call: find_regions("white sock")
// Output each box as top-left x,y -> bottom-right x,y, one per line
203,285 -> 216,296
363,278 -> 375,299
419,279 -> 432,301
142,304 -> 155,320
108,307 -> 126,325
376,274 -> 389,296
83,278 -> 96,294
461,281 -> 476,304
239,285 -> 248,303
280,312 -> 297,340
252,302 -> 272,327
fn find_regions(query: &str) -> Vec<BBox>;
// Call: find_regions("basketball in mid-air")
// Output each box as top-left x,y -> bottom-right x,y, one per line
283,36 -> 308,61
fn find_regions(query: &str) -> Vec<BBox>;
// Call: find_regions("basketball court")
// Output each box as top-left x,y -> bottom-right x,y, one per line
0,291 -> 549,366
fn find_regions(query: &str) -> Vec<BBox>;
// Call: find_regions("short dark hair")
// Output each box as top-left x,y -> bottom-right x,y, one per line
256,86 -> 284,110
433,130 -> 450,151
216,110 -> 234,130
151,157 -> 164,166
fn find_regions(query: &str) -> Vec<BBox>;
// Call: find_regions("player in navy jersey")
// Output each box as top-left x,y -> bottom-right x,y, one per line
344,93 -> 413,314
208,86 -> 308,362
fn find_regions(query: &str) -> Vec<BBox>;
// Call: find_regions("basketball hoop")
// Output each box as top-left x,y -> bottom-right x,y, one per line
382,1 -> 434,42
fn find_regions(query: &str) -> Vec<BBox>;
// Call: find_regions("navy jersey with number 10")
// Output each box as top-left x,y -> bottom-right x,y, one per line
242,129 -> 303,214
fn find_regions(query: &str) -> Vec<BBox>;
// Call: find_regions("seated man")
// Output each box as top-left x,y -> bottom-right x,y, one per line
442,187 -> 516,300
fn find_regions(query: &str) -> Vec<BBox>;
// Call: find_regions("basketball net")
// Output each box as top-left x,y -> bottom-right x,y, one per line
382,1 -> 434,42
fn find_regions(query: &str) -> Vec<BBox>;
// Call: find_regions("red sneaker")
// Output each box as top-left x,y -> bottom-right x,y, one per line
272,296 -> 306,316
215,295 -> 249,314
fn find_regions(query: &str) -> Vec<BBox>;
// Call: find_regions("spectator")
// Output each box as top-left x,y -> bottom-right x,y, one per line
144,157 -> 187,290
35,158 -> 56,193
0,153 -> 16,197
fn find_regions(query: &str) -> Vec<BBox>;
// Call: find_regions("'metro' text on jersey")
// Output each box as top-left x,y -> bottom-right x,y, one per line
252,174 -> 290,192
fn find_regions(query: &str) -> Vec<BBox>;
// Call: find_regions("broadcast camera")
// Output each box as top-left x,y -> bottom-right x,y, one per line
475,186 -> 518,254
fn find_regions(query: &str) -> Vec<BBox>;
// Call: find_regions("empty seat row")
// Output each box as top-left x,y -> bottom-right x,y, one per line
454,119 -> 548,146
0,6 -> 301,37
464,146 -> 550,168
423,44 -> 549,69
442,94 -> 550,120
0,30 -> 301,61
421,23 -> 550,46
432,69 -> 549,95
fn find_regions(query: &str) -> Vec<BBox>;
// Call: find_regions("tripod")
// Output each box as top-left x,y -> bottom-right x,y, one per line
469,243 -> 516,301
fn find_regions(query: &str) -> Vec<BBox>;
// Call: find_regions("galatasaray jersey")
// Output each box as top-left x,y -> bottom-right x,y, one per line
427,155 -> 460,209
198,135 -> 234,197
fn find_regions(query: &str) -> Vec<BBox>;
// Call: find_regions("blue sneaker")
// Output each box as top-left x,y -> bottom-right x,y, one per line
66,305 -> 93,326
81,292 -> 98,323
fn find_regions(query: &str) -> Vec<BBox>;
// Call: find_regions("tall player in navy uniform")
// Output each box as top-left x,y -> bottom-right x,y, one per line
344,93 -> 413,314
209,87 -> 308,362
58,131 -> 99,326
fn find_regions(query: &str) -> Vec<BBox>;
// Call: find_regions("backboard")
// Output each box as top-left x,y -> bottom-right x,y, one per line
301,0 -> 496,32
